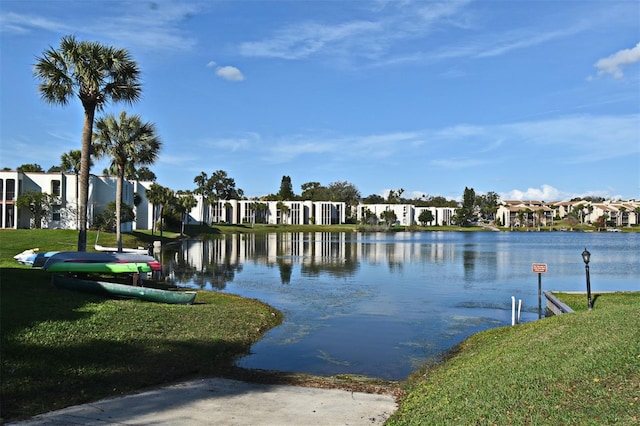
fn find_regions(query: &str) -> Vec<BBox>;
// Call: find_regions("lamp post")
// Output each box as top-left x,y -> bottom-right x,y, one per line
582,248 -> 592,310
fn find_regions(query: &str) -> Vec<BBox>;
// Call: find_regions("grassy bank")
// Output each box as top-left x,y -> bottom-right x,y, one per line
387,292 -> 640,425
2,229 -> 638,424
0,230 -> 283,422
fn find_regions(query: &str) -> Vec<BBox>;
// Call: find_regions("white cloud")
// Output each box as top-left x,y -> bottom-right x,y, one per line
240,20 -> 381,60
215,66 -> 245,81
475,26 -> 585,58
2,3 -> 200,52
501,184 -> 569,201
206,61 -> 216,68
595,42 -> 640,79
238,0 -> 470,63
500,185 -> 619,202
0,12 -> 70,34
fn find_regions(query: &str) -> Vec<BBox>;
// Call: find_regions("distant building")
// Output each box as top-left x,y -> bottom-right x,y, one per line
185,198 -> 345,226
2,170 -> 638,230
0,170 -> 141,231
0,170 -> 346,230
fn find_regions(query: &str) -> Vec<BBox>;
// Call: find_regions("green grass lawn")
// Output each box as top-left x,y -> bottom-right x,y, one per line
0,229 -> 283,422
387,292 -> 640,425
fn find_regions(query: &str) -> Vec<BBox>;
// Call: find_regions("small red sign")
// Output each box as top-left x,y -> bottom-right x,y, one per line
532,263 -> 547,273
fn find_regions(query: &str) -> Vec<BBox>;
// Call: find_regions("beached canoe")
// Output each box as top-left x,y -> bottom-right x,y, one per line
45,261 -> 153,274
52,275 -> 197,305
94,244 -> 150,255
43,251 -> 161,272
93,231 -> 150,255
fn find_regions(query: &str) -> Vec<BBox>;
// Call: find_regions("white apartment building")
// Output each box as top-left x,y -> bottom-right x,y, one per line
356,204 -> 456,226
185,198 -> 345,226
0,170 -> 346,230
0,170 -> 143,231
496,200 -> 640,228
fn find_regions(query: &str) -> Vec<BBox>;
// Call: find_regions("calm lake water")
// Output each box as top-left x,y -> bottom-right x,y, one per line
160,231 -> 639,380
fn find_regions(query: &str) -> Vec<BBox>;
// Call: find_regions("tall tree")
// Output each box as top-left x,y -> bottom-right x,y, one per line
93,111 -> 161,251
328,181 -> 361,218
300,182 -> 328,201
34,35 -> 141,251
454,187 -> 476,227
278,176 -> 295,200
476,191 -> 500,221
210,170 -> 243,221
327,181 -> 361,203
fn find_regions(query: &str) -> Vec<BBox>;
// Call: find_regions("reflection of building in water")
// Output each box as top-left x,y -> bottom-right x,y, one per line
170,232 -> 360,285
175,233 -> 466,276
175,232 -> 350,270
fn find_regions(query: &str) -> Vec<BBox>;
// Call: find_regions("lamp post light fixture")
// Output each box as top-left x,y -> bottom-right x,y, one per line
582,248 -> 592,310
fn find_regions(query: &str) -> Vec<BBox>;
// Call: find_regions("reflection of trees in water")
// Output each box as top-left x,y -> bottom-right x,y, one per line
300,257 -> 360,278
300,241 -> 360,277
277,259 -> 293,284
462,243 -> 476,286
195,261 -> 243,290
162,239 -> 243,290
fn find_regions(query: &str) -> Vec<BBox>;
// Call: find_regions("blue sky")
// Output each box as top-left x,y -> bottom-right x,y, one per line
1,0 -> 639,201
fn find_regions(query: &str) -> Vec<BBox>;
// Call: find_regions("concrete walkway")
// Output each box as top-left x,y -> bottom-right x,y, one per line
10,378 -> 398,425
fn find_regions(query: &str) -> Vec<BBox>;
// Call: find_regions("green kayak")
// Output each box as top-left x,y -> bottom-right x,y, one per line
52,275 -> 197,305
46,262 -> 153,274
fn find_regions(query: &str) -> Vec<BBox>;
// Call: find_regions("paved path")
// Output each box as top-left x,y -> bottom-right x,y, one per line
10,378 -> 398,425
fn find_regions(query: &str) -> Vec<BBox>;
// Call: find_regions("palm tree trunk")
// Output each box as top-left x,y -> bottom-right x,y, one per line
116,168 -> 123,252
75,172 -> 80,230
77,107 -> 95,252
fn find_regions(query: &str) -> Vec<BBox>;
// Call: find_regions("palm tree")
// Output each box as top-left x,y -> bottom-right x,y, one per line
175,190 -> 198,236
194,172 -> 211,224
34,35 -> 141,251
516,209 -> 526,228
146,183 -> 174,237
93,111 -> 161,251
276,201 -> 290,224
60,149 -> 93,229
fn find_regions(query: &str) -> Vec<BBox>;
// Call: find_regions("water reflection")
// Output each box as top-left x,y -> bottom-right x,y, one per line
159,231 -> 639,379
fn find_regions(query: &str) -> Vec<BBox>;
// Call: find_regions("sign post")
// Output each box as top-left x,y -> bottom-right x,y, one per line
532,263 -> 547,318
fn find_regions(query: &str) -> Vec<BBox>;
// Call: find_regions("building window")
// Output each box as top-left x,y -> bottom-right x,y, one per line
52,205 -> 61,221
6,179 -> 15,201
51,180 -> 61,196
5,204 -> 14,228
